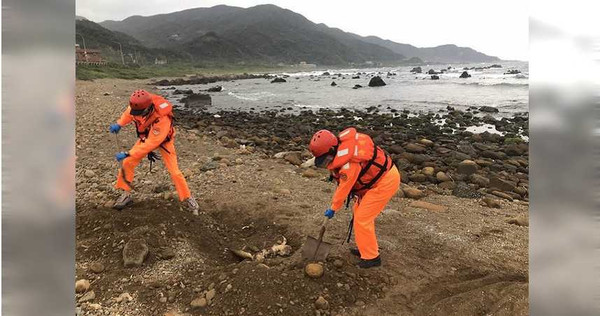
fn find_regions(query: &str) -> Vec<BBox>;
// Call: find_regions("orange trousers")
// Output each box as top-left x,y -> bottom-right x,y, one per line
115,139 -> 191,201
353,165 -> 400,260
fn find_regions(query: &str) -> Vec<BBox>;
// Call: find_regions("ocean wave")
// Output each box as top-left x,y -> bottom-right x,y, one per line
454,82 -> 528,87
227,91 -> 275,101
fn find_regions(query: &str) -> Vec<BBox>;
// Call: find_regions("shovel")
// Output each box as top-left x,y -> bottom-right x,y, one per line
301,217 -> 333,262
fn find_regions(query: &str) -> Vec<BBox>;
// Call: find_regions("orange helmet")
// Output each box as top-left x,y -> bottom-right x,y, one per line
310,129 -> 338,158
129,90 -> 152,115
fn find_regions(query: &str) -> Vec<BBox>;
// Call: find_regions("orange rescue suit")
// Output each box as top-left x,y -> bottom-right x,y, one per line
327,127 -> 400,260
114,93 -> 191,201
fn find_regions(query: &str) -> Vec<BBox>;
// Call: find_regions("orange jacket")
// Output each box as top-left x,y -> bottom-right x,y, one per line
327,128 -> 393,211
117,93 -> 175,159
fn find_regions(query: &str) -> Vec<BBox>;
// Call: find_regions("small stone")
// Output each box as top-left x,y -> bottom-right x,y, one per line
302,168 -> 320,178
410,201 -> 447,212
436,171 -> 451,182
482,197 -> 501,208
402,187 -> 423,199
159,296 -> 167,303
422,167 -> 435,176
90,262 -> 105,273
75,279 -> 90,293
355,300 -> 365,306
191,297 -> 207,308
333,259 -> 344,268
123,239 -> 149,267
84,169 -> 96,177
315,296 -> 329,310
507,215 -> 528,227
305,262 -> 324,278
115,292 -> 133,303
206,288 -> 216,302
419,139 -> 434,147
405,143 -> 426,153
79,290 -> 95,303
158,247 -> 176,260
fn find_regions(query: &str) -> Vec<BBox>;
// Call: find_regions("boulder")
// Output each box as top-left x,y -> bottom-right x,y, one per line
504,69 -> 521,75
409,173 -> 428,183
489,177 -> 517,192
123,239 -> 149,267
330,81 -> 337,86
470,174 -> 490,187
271,77 -> 286,83
459,71 -> 472,78
207,85 -> 223,92
427,69 -> 438,75
479,106 -> 499,113
457,160 -> 478,175
76,279 -> 90,293
405,143 -> 426,153
352,84 -> 363,89
305,263 -> 324,278
368,76 -> 386,87
410,66 -> 422,73
182,93 -> 212,108
430,75 -> 440,80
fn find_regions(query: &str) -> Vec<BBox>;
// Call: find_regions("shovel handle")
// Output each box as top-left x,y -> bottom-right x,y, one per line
317,217 -> 330,241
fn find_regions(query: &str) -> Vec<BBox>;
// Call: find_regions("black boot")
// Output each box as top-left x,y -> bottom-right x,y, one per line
349,248 -> 361,257
358,256 -> 381,269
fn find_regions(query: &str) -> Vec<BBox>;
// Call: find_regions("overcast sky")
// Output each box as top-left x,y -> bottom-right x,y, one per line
76,0 -> 528,61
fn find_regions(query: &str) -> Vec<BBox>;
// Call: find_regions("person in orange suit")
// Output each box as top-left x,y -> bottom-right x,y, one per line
109,89 -> 199,215
309,127 -> 400,268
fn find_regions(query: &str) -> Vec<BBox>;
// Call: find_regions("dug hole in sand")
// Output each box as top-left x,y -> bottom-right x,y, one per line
76,78 -> 528,316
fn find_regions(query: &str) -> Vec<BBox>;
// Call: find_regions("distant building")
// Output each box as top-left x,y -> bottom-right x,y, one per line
76,45 -> 107,65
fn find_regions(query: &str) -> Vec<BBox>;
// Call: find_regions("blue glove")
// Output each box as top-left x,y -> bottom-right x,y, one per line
109,123 -> 121,134
115,151 -> 129,162
324,208 -> 335,219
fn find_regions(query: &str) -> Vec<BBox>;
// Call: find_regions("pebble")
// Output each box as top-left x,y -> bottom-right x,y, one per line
90,262 -> 105,273
206,288 -> 216,302
78,290 -> 95,303
333,259 -> 344,268
482,197 -> 501,208
315,296 -> 329,310
75,279 -> 90,293
84,169 -> 96,177
191,297 -> 207,308
305,262 -> 324,278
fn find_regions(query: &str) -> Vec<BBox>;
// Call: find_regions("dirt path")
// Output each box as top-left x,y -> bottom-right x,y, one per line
76,78 -> 528,316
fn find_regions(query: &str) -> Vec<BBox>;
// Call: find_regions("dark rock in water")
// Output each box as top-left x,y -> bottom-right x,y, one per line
368,76 -> 386,87
427,69 -> 438,75
207,85 -> 223,92
271,77 -> 287,83
322,72 -> 330,76
410,67 -> 422,73
181,93 -> 212,108
452,182 -> 482,198
352,75 -> 360,79
331,81 -> 337,86
504,69 -> 521,75
352,84 -> 363,89
479,106 -> 499,113
459,71 -> 472,78
173,89 -> 193,95
430,75 -> 440,80
490,64 -> 502,68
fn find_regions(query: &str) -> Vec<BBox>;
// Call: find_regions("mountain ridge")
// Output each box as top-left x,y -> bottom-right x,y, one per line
94,4 -> 499,65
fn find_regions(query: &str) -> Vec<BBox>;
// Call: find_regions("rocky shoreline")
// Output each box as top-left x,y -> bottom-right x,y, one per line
173,105 -> 529,203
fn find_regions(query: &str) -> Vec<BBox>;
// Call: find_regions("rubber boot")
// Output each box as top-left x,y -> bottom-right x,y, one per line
113,192 -> 133,210
358,256 -> 381,269
349,248 -> 361,257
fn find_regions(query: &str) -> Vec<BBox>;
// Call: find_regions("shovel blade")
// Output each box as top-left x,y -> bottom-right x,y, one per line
301,235 -> 333,262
